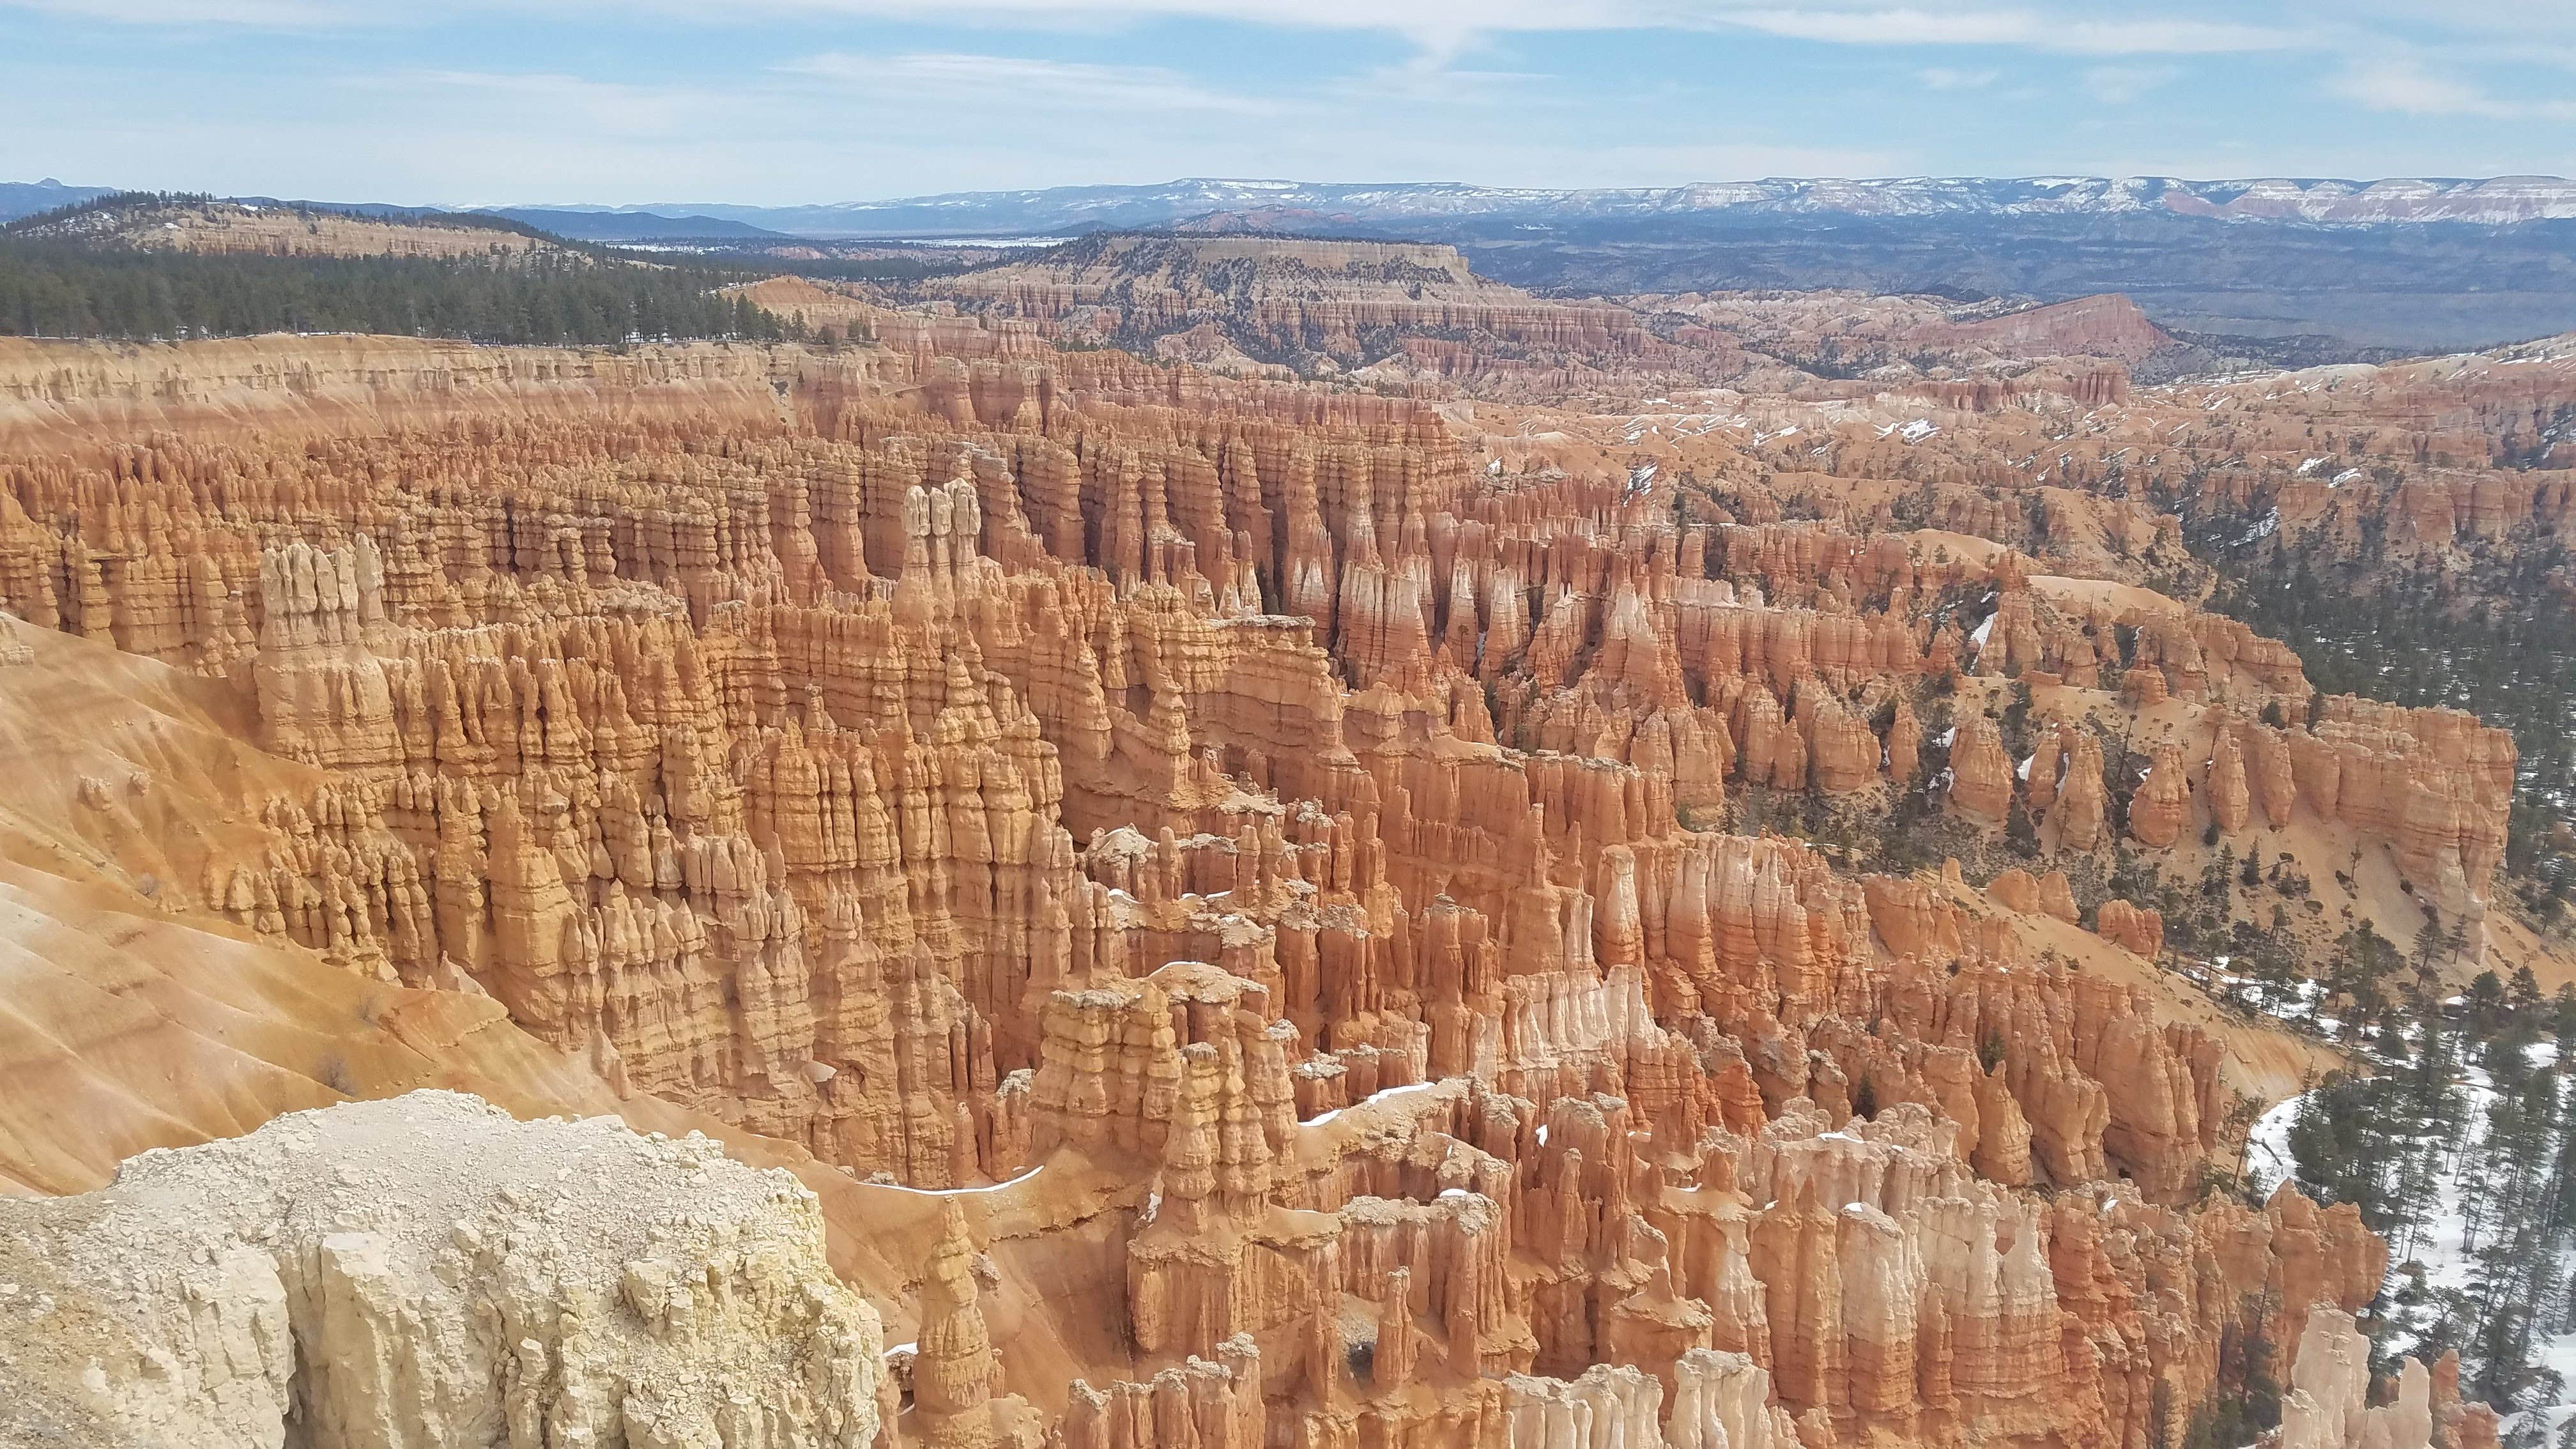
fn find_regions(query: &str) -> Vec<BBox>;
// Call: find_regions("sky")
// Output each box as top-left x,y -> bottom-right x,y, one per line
3,1 -> 2573,206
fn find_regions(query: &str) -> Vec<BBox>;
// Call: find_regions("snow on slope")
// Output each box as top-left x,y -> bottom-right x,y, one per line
565,176 -> 2576,239
2251,1043 -> 2576,1437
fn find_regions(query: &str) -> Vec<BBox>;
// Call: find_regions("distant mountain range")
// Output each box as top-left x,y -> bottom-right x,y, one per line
20,174 -> 2576,237
487,208 -> 789,241
17,174 -> 2576,238
0,183 -> 785,241
12,174 -> 2576,351
570,175 -> 2576,238
559,176 -> 2571,353
0,178 -> 118,224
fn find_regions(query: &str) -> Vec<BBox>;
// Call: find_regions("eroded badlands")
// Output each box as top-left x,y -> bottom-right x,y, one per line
0,286 -> 2561,1449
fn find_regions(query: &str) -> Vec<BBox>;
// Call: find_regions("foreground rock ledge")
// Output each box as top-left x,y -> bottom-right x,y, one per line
0,1090 -> 883,1449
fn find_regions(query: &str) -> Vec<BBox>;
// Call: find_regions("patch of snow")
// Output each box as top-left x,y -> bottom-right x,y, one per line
2243,1092 -> 2302,1197
2232,509 -> 2281,546
874,1165 -> 1045,1196
1302,1080 -> 1440,1129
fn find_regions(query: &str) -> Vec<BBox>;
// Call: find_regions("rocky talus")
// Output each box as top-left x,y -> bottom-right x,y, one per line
0,1091 -> 884,1449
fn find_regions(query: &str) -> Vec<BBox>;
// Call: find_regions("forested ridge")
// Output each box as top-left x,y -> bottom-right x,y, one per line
2188,511 -> 2576,928
0,245 -> 806,346
0,195 -> 806,346
2281,960 -> 2576,1445
2178,475 -> 2576,1440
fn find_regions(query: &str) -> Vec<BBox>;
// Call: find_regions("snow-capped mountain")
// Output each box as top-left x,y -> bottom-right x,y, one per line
592,175 -> 2576,238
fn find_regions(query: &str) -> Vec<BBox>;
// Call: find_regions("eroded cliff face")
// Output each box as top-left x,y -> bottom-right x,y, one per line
0,320 -> 2484,1449
0,1091 -> 883,1449
887,241 -> 2205,409
881,233 -> 1741,400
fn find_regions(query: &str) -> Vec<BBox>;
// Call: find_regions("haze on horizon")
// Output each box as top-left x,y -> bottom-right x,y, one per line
2,0 -> 2573,208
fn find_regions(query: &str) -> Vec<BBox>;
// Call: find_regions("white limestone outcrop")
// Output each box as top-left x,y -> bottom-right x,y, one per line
0,1090 -> 882,1449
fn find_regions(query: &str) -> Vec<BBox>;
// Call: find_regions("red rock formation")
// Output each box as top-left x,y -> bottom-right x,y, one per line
1919,295 -> 2175,368
915,1202 -> 1046,1448
2207,728 -> 2253,834
903,234 -> 1740,402
1947,715 -> 2014,826
2276,1308 -> 2437,1449
2129,739 -> 2193,848
2096,901 -> 2164,960
2052,729 -> 2109,854
0,315 -> 2470,1449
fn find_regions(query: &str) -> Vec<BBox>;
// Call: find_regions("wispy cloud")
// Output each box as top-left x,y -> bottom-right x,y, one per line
785,50 -> 1275,113
1336,61 -> 1552,105
362,70 -> 713,138
14,0 -> 2313,59
2083,63 -> 2180,102
654,0 -> 2319,58
2326,56 -> 2576,121
9,0 -> 2576,202
682,0 -> 1617,58
1702,7 -> 2304,56
3,0 -> 354,20
735,0 -> 1616,29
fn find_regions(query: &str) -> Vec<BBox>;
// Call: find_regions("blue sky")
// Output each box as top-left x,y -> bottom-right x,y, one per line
3,1 -> 2572,205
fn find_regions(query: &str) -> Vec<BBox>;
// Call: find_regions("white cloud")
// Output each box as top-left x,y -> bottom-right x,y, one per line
3,0 -> 351,20
375,71 -> 710,137
10,0 -> 2576,201
650,0 -> 2320,57
785,51 -> 1275,113
704,0 -> 1612,59
2326,56 -> 2576,120
1700,6 -> 2303,55
2083,63 -> 2180,102
712,0 -> 1619,31
0,0 -> 2315,56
